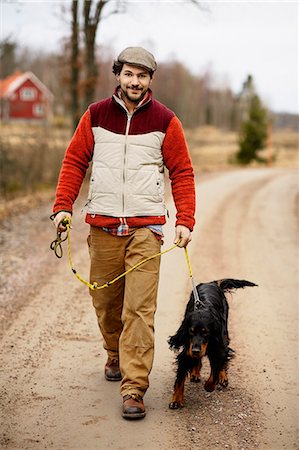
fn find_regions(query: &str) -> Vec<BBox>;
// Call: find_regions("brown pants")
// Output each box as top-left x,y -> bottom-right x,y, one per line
88,226 -> 161,398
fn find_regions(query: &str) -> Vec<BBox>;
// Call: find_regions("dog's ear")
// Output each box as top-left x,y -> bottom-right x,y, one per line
168,334 -> 181,351
168,318 -> 189,351
216,279 -> 258,292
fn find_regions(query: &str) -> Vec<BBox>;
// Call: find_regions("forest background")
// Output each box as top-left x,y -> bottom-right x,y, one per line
0,0 -> 298,211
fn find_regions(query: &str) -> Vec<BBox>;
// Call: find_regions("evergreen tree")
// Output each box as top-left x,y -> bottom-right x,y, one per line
237,75 -> 268,164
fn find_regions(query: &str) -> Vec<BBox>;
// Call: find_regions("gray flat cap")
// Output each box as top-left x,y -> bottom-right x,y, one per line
116,47 -> 157,72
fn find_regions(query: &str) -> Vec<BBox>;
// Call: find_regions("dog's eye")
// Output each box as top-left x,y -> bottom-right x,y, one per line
189,327 -> 195,336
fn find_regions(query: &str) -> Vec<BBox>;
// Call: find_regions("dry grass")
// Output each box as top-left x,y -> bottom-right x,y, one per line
0,123 -> 71,196
186,126 -> 299,172
0,122 -> 298,220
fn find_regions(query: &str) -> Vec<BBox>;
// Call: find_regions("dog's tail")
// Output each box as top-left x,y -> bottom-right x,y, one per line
217,279 -> 258,292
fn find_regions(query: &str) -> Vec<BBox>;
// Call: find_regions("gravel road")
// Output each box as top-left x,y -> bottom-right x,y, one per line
0,168 -> 298,450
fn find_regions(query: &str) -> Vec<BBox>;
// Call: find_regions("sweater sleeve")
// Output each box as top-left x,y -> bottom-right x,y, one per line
53,110 -> 94,214
162,116 -> 196,231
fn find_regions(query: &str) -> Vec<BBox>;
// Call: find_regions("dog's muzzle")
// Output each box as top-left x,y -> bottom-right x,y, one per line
191,346 -> 201,358
191,341 -> 208,358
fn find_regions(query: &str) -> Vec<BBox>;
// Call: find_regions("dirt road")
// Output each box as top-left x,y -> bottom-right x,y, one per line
1,168 -> 298,450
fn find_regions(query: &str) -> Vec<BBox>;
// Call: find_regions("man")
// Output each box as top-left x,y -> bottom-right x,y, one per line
52,47 -> 195,420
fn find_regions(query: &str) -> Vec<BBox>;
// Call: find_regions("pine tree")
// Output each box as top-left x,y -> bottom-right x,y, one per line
237,75 -> 268,164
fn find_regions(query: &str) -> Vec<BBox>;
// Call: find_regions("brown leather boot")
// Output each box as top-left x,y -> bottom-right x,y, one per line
104,358 -> 122,381
122,394 -> 146,420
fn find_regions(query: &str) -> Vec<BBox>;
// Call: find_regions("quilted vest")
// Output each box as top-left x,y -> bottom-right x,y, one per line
87,92 -> 175,218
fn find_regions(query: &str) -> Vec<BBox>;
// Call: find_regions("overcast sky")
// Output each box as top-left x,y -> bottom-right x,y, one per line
1,0 -> 298,114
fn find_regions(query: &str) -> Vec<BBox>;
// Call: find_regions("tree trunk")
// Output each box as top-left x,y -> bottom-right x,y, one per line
70,0 -> 80,130
83,1 -> 107,110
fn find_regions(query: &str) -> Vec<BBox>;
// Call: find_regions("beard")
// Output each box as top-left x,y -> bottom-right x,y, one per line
122,86 -> 147,104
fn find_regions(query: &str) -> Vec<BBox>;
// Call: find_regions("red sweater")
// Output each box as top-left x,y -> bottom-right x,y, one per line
53,92 -> 196,230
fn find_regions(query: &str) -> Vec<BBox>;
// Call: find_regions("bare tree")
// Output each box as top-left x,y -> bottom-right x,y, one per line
83,1 -> 106,110
70,0 -> 80,129
68,0 -> 206,128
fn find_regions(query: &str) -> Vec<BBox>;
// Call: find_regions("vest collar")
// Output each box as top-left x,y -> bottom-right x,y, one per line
113,86 -> 152,114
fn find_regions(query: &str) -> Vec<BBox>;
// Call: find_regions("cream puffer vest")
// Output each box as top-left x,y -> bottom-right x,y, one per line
87,92 -> 175,218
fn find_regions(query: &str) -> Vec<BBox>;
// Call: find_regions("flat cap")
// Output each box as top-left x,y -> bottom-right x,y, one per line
116,47 -> 157,72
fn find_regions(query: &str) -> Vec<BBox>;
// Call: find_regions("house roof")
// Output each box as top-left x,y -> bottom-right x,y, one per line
0,71 -> 54,99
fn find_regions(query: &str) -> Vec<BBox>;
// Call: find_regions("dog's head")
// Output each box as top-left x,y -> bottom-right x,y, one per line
186,310 -> 211,358
168,307 -> 212,357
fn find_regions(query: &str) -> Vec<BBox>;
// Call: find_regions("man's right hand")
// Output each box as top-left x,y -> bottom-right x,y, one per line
53,211 -> 72,232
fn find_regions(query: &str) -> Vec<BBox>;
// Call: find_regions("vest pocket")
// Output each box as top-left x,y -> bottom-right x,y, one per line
127,167 -> 163,200
87,167 -> 122,215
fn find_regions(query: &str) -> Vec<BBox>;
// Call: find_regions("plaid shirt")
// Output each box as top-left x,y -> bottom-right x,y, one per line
102,219 -> 163,240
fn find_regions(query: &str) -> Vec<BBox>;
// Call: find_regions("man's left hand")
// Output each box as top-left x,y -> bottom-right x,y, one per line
174,225 -> 192,248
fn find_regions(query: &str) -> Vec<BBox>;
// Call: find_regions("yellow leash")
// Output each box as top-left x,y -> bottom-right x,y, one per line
51,217 -> 196,291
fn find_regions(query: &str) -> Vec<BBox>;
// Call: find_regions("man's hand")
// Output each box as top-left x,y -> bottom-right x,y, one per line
53,211 -> 72,232
174,225 -> 192,248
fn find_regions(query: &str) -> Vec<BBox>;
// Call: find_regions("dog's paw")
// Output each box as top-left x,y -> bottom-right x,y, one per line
190,375 -> 201,383
204,380 -> 216,392
169,401 -> 184,409
219,379 -> 229,389
219,369 -> 229,388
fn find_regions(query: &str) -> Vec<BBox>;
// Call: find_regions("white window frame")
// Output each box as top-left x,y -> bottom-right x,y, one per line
33,103 -> 44,117
20,87 -> 37,101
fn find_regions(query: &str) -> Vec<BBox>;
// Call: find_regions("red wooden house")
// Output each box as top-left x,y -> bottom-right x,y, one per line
0,71 -> 53,122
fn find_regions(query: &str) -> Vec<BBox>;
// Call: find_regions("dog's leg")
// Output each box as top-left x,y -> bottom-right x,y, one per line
219,367 -> 229,388
204,370 -> 217,392
205,352 -> 229,392
218,356 -> 229,388
204,355 -> 220,392
190,359 -> 202,383
169,377 -> 186,409
169,354 -> 188,409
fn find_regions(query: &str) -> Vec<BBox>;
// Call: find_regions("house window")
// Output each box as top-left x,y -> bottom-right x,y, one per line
33,103 -> 44,117
20,87 -> 37,101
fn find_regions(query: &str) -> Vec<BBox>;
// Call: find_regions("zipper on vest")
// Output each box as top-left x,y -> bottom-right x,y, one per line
122,113 -> 132,215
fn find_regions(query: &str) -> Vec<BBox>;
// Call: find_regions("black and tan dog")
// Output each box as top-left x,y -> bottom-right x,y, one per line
168,279 -> 257,409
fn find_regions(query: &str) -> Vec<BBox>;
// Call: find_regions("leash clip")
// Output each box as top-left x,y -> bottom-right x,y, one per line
184,247 -> 203,310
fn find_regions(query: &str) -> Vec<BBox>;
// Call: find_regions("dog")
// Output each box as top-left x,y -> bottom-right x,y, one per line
168,278 -> 257,409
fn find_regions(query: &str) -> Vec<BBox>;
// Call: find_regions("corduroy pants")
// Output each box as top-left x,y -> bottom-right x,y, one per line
88,226 -> 161,398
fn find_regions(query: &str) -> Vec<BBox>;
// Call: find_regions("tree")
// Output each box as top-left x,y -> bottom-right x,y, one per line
70,0 -> 80,129
81,1 -> 128,111
0,39 -> 17,78
236,75 -> 268,164
83,1 -> 108,110
68,0 -> 205,129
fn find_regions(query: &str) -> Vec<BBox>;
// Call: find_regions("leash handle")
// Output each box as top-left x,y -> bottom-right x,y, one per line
50,217 -> 71,258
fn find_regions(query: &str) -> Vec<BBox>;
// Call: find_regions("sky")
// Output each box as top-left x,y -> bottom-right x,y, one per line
1,0 -> 298,114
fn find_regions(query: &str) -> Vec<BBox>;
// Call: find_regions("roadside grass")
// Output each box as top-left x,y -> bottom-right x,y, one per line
0,123 -> 71,194
185,126 -> 299,172
0,122 -> 298,220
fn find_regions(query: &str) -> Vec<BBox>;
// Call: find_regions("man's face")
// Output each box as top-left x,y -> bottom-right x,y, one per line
116,64 -> 152,105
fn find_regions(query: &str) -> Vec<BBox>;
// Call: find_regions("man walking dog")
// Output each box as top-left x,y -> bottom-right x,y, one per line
52,47 -> 196,419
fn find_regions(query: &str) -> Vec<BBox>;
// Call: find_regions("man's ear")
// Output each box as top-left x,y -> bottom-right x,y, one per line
116,74 -> 120,83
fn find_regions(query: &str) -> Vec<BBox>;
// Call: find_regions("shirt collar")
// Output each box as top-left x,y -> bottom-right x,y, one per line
113,86 -> 152,112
